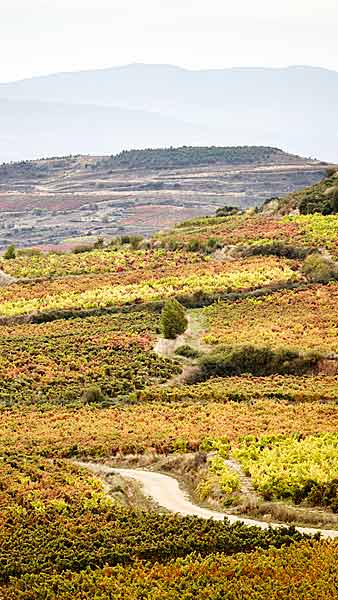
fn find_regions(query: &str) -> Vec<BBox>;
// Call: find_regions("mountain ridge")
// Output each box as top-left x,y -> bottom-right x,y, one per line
1,64 -> 338,162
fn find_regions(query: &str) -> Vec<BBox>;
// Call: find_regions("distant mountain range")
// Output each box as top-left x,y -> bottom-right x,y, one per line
1,64 -> 337,163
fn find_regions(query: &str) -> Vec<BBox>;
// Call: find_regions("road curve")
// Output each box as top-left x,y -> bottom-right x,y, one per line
76,461 -> 338,539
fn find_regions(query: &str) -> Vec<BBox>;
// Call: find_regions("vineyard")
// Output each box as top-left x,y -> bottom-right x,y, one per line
0,256 -> 299,317
1,401 -> 338,457
1,174 -> 338,598
159,212 -> 338,255
204,283 -> 338,352
233,433 -> 338,509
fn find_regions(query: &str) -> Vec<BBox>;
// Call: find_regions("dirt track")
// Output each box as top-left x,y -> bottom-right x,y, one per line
76,461 -> 338,539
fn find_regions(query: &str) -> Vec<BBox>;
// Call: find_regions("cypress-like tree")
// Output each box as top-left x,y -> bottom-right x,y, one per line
3,244 -> 16,260
160,299 -> 188,339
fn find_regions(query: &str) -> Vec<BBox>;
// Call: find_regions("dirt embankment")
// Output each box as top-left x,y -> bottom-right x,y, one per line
0,269 -> 16,287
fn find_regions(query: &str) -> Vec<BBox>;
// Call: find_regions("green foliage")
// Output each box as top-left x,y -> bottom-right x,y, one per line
3,244 -> 16,260
160,299 -> 188,339
0,311 -> 179,407
241,240 -> 309,260
198,345 -> 322,380
174,344 -> 200,359
82,385 -> 107,405
234,433 -> 338,510
331,187 -> 338,213
17,247 -> 42,257
71,243 -> 93,254
0,454 -> 312,583
106,146 -> 288,170
93,237 -> 105,249
208,456 -> 240,496
3,540 -> 338,599
302,254 -> 338,283
326,166 -> 338,178
216,205 -> 240,217
120,234 -> 144,249
297,176 -> 338,215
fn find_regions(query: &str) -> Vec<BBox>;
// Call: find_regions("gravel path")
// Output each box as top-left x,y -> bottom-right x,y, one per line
76,461 -> 338,539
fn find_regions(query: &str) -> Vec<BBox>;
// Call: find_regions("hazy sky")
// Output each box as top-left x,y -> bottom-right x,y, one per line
1,0 -> 338,82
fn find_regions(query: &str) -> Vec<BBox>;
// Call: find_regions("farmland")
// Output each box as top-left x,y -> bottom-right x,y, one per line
0,147 -> 325,249
1,170 -> 338,598
204,283 -> 338,352
0,256 -> 299,317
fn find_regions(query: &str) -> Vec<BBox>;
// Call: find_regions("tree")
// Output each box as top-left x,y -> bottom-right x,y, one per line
3,244 -> 16,260
160,299 -> 188,339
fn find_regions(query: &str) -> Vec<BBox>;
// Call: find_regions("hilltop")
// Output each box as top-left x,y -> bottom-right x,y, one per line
0,146 -> 325,248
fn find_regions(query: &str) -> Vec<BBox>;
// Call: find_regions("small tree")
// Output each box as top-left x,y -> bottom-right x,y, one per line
160,299 -> 188,339
3,244 -> 16,260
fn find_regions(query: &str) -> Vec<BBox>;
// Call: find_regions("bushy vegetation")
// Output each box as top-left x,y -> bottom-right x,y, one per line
0,311 -> 179,407
240,240 -> 310,260
174,344 -> 200,358
0,256 -> 297,317
2,401 -> 338,458
106,146 -> 292,169
302,253 -> 338,283
273,170 -> 338,216
3,244 -> 16,260
235,433 -> 338,510
197,345 -> 322,380
160,299 -> 188,339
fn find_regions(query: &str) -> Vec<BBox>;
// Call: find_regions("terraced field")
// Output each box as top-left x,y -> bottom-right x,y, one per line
1,174 -> 338,598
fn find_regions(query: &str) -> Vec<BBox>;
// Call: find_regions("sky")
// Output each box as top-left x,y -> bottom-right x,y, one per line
1,0 -> 338,82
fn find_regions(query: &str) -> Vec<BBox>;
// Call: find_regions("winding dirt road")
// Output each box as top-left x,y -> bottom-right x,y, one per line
76,461 -> 338,539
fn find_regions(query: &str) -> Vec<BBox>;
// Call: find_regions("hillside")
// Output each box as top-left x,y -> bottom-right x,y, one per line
1,180 -> 338,597
263,167 -> 338,215
1,64 -> 338,161
0,146 -> 325,248
2,168 -> 338,598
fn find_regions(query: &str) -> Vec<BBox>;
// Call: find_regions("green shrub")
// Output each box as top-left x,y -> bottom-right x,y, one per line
302,478 -> 338,512
17,247 -> 42,257
174,345 -> 200,359
93,237 -> 105,249
302,254 -> 338,283
160,299 -> 188,339
120,235 -> 144,249
72,244 -> 93,254
82,385 -> 107,405
198,345 -> 321,379
3,244 -> 16,260
330,188 -> 338,213
215,206 -> 240,217
206,237 -> 223,252
187,239 -> 203,252
241,241 -> 309,260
